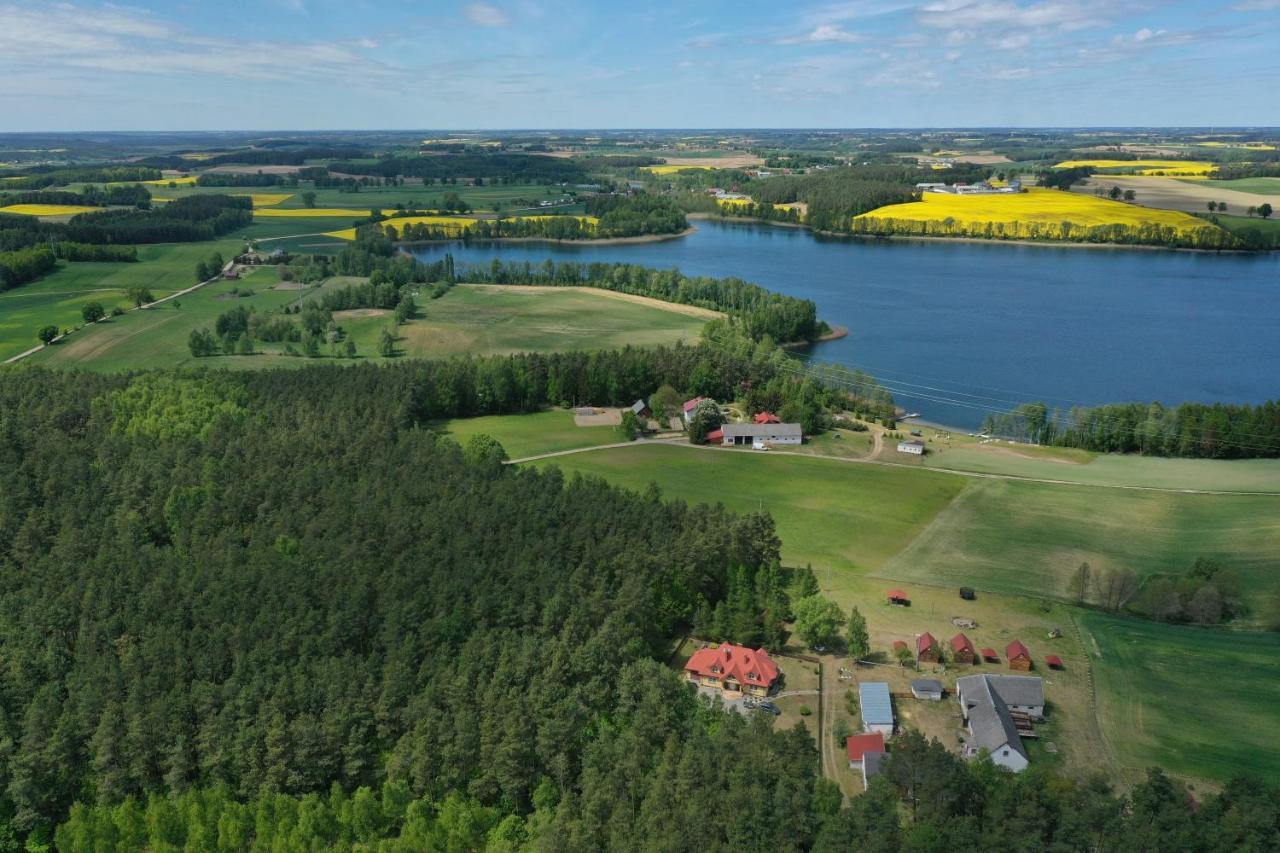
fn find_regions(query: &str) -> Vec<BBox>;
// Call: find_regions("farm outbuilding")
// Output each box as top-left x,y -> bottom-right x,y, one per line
960,587 -> 976,600
911,679 -> 944,701
897,439 -> 926,455
1006,640 -> 1033,671
950,633 -> 977,665
1045,655 -> 1064,670
981,647 -> 1000,664
859,682 -> 894,735
629,399 -> 651,419
917,632 -> 941,664
887,589 -> 911,606
753,411 -> 781,424
846,732 -> 885,769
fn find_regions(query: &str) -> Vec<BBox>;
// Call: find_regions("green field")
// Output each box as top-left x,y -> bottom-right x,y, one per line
0,239 -> 244,361
882,477 -> 1280,614
24,281 -> 712,372
1182,177 -> 1280,195
340,285 -> 712,359
1083,612 -> 1280,783
435,410 -> 629,459
529,444 -> 966,573
151,181 -> 567,214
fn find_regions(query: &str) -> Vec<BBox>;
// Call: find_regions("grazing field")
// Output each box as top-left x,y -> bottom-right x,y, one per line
528,444 -> 966,573
340,284 -> 713,357
0,238 -> 244,361
0,203 -> 99,216
1071,175 -> 1280,215
435,410 -> 630,459
881,478 -> 1280,615
1053,159 -> 1216,175
1184,177 -> 1280,195
855,185 -> 1213,236
1083,612 -> 1280,783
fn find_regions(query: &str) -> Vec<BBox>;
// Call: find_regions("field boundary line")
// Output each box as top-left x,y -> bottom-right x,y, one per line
509,439 -> 1280,496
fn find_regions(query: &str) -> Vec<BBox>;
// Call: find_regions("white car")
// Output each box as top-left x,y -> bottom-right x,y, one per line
753,441 -> 769,451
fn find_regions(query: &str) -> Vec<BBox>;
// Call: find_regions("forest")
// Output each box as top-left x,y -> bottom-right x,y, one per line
328,154 -> 587,184
983,399 -> 1280,458
0,166 -> 161,190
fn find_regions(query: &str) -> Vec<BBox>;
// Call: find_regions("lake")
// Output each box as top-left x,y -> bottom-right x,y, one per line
412,220 -> 1280,429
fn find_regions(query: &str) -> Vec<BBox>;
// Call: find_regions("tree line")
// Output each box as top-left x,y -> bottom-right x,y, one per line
0,184 -> 151,207
983,399 -> 1280,458
0,165 -> 161,190
328,153 -> 588,184
850,213 -> 1240,249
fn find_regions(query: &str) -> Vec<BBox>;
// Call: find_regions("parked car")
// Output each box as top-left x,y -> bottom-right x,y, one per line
756,701 -> 780,715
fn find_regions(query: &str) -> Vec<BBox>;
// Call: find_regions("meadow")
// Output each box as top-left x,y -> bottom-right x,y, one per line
855,187 -> 1223,240
435,409 -> 629,459
0,238 -> 244,361
1083,611 -> 1280,783
1185,176 -> 1280,195
1053,159 -> 1217,175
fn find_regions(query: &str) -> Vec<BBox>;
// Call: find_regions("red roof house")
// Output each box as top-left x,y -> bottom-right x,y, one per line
1006,640 -> 1033,671
887,589 -> 910,606
981,647 -> 1000,663
682,396 -> 707,415
950,633 -> 977,665
917,632 -> 940,663
685,642 -> 779,697
846,732 -> 886,766
1045,654 -> 1064,670
754,411 -> 781,424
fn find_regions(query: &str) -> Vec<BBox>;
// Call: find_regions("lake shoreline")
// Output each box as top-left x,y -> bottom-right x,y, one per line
395,226 -> 695,250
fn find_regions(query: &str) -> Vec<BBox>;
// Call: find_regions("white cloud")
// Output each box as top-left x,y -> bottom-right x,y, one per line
917,0 -> 1122,33
464,3 -> 510,27
1133,27 -> 1155,42
777,23 -> 864,44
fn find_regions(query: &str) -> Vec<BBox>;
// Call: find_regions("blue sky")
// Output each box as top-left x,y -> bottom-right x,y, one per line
4,0 -> 1279,130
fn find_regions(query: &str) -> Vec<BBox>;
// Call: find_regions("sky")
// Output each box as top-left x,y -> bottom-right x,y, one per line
4,0 -> 1280,131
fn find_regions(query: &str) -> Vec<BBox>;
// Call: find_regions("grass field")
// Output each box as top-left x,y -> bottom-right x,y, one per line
0,239 -> 244,361
1083,612 -> 1280,783
147,181 -> 564,213
529,444 -> 967,573
1186,177 -> 1280,195
1054,159 -> 1216,175
881,478 -> 1280,613
857,187 -> 1219,238
435,410 -> 629,459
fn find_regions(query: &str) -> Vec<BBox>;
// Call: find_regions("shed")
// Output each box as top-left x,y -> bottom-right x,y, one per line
981,647 -> 1000,663
897,439 -> 926,455
1045,654 -> 1064,670
859,682 -> 894,735
846,732 -> 885,768
911,678 -> 944,701
1006,640 -> 1033,671
629,399 -> 651,419
950,633 -> 977,666
959,587 -> 976,600
916,632 -> 940,664
887,589 -> 910,606
862,749 -> 888,786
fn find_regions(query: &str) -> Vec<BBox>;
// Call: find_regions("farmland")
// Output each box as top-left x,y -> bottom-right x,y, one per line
854,186 -> 1225,243
436,409 -> 630,459
1070,175 -> 1280,215
642,165 -> 717,175
0,203 -> 99,217
1053,159 -> 1217,175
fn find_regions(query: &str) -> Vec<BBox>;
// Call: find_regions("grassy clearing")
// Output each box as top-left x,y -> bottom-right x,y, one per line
434,410 -> 628,459
857,187 -> 1218,237
528,444 -> 966,573
0,239 -> 244,362
881,478 -> 1280,615
1083,612 -> 1280,783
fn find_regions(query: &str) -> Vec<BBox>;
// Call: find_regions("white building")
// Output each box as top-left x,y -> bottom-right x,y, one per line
721,423 -> 802,447
955,675 -> 1045,773
897,439 -> 926,455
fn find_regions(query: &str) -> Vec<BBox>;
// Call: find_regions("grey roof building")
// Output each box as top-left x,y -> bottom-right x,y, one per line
859,682 -> 894,734
862,749 -> 888,785
955,674 -> 1045,773
720,423 -> 802,445
911,678 -> 944,701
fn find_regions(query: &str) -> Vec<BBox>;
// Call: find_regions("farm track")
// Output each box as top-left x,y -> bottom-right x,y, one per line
508,439 -> 1280,496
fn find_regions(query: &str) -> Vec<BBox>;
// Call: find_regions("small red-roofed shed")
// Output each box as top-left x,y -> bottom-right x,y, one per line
1007,640 -> 1033,671
917,632 -> 940,664
1045,654 -> 1064,670
887,589 -> 910,606
950,633 -> 977,665
981,647 -> 1000,663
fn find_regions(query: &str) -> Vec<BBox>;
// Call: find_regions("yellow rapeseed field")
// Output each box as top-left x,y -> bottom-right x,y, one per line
141,176 -> 198,186
235,193 -> 293,207
854,187 -> 1215,237
1053,159 -> 1216,176
0,204 -> 99,216
325,215 -> 599,241
1196,141 -> 1276,150
642,165 -> 716,175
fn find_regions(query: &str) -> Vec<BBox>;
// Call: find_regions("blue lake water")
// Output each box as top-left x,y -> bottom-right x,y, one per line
412,220 -> 1280,429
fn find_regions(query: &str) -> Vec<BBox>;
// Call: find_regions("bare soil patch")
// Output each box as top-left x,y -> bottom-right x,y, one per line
574,408 -> 623,427
333,308 -> 391,319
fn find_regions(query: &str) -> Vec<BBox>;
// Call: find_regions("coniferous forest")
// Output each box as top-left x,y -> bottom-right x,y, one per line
0,364 -> 1277,851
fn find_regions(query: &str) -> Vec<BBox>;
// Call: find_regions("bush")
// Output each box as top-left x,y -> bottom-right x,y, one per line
799,705 -> 812,716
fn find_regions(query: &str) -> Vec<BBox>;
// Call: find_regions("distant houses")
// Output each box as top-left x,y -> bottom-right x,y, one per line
859,682 -> 894,735
956,674 -> 1044,772
919,179 -> 1023,195
683,642 -> 779,698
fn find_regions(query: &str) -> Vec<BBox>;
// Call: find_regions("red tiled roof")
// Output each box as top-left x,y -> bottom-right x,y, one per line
685,642 -> 779,689
846,732 -> 885,762
1006,640 -> 1031,661
754,411 -> 781,424
950,633 -> 975,654
981,647 -> 999,659
887,589 -> 909,600
1045,654 -> 1063,667
917,632 -> 937,654
682,396 -> 707,413
706,429 -> 724,443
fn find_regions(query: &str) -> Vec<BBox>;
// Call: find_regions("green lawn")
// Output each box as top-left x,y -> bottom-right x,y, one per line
1182,177 -> 1280,195
528,444 -> 966,574
341,284 -> 712,359
434,410 -> 628,459
0,239 -> 244,361
1083,611 -> 1280,784
881,478 -> 1280,616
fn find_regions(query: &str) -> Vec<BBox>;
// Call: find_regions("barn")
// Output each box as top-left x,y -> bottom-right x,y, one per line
1006,640 -> 1033,671
950,633 -> 977,665
917,631 -> 940,664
